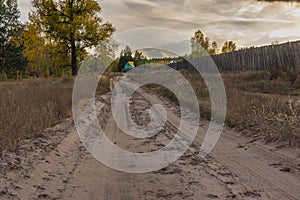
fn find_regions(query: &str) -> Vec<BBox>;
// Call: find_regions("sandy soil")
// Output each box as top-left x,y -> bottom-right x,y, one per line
0,87 -> 300,200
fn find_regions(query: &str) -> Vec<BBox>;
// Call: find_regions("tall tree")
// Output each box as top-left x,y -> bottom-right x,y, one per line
221,41 -> 237,53
118,46 -> 133,70
23,23 -> 71,77
209,41 -> 219,55
23,23 -> 48,76
190,30 -> 210,57
0,0 -> 27,78
133,50 -> 147,66
31,0 -> 115,76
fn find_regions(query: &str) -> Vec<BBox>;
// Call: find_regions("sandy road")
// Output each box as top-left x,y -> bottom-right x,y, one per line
1,87 -> 300,200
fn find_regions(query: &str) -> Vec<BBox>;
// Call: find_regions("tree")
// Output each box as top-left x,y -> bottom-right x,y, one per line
0,0 -> 27,78
118,46 -> 133,70
190,30 -> 220,57
31,0 -> 115,76
23,23 -> 48,76
190,30 -> 210,57
23,22 -> 72,77
221,41 -> 237,53
209,41 -> 219,55
133,50 -> 147,66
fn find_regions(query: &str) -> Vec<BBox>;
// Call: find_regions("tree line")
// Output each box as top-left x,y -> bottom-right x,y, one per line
116,30 -> 238,71
190,30 -> 237,57
1,0 -> 279,77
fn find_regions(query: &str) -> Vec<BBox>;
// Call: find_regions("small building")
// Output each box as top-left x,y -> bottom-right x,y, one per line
123,61 -> 135,72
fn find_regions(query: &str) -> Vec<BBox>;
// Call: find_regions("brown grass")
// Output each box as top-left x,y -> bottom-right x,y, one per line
223,71 -> 300,147
150,70 -> 300,147
0,75 -> 111,152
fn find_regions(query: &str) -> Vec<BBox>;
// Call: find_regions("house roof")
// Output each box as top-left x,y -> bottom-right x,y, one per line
124,61 -> 135,69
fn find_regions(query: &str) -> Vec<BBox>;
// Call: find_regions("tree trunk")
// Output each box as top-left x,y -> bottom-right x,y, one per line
71,35 -> 77,76
69,0 -> 77,76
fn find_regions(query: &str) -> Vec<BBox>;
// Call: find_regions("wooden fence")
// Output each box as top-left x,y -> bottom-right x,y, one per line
169,40 -> 300,72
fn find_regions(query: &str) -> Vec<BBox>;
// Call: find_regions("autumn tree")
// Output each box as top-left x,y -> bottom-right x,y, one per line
31,0 -> 115,76
190,30 -> 219,57
23,22 -> 73,77
190,30 -> 210,57
209,41 -> 219,55
221,41 -> 237,53
23,23 -> 48,76
0,0 -> 27,78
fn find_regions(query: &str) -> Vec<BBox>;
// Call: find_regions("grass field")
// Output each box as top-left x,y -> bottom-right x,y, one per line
0,75 -> 111,152
150,70 -> 300,147
1,70 -> 299,153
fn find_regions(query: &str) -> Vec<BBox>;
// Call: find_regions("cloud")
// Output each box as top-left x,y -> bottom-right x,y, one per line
18,0 -> 300,52
18,0 -> 32,21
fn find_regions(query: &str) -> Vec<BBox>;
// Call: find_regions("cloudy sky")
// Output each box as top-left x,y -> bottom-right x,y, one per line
18,0 -> 300,54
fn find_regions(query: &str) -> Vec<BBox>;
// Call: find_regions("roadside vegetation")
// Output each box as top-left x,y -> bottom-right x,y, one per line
0,0 -> 114,152
150,70 -> 300,147
0,76 -> 110,152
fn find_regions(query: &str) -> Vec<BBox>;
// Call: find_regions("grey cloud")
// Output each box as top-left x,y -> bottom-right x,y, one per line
123,0 -> 157,10
18,0 -> 300,50
18,0 -> 32,21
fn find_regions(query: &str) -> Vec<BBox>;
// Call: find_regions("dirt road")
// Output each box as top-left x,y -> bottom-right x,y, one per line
1,88 -> 300,200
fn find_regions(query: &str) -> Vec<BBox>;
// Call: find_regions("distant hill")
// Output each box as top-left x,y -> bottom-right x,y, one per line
139,48 -> 178,59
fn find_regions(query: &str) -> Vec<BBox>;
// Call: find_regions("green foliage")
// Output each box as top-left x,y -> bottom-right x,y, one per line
118,46 -> 133,70
23,23 -> 71,77
117,46 -> 149,71
221,41 -> 237,53
190,30 -> 238,57
190,30 -> 220,57
31,0 -> 115,75
23,23 -> 48,77
0,0 -> 27,78
2,43 -> 27,78
209,41 -> 219,55
190,30 -> 210,57
133,50 -> 147,66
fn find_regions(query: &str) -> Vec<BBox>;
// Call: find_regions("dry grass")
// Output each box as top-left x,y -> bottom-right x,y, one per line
0,75 -> 111,152
150,70 -> 300,147
223,71 -> 300,147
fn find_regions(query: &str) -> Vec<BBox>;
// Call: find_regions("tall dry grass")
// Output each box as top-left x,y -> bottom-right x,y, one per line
223,71 -> 300,147
151,70 -> 300,147
0,75 -> 111,152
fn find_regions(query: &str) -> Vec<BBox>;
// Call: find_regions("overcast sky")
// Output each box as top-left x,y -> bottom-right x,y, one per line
18,0 -> 300,53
